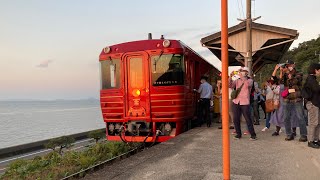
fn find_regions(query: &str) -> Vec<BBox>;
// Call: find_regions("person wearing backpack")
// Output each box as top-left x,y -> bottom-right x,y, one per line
229,67 -> 257,140
303,63 -> 320,148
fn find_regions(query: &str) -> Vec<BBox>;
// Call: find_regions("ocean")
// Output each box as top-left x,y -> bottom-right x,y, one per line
0,100 -> 104,149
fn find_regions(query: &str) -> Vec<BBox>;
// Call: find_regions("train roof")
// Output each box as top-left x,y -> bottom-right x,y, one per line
100,39 -> 183,55
100,39 -> 220,74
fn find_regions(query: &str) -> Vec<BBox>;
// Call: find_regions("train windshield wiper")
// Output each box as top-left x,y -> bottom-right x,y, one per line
153,50 -> 164,72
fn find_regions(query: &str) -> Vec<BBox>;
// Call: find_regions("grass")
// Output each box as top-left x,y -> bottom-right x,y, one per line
0,141 -> 131,180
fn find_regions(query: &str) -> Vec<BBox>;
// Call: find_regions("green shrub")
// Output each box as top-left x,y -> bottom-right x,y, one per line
0,141 -> 132,180
45,139 -> 58,151
88,130 -> 105,143
45,136 -> 75,155
78,154 -> 97,169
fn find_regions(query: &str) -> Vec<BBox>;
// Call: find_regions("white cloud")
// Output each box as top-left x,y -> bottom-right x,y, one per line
36,60 -> 53,68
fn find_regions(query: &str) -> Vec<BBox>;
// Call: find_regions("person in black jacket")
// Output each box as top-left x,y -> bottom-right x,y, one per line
304,63 -> 320,149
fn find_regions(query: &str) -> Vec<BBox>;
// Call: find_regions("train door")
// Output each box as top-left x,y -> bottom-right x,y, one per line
124,52 -> 151,120
194,61 -> 200,88
193,61 -> 200,118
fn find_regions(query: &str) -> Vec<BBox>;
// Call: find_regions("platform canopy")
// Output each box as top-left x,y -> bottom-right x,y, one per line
200,22 -> 299,73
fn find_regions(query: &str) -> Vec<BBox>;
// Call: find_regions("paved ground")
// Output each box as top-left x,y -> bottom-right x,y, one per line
84,123 -> 320,180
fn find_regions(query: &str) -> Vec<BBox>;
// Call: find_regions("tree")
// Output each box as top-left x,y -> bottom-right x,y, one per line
88,130 -> 105,143
45,139 -> 59,151
46,136 -> 75,155
56,136 -> 75,155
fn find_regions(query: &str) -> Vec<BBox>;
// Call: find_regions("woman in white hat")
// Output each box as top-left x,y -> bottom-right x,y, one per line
229,67 -> 257,140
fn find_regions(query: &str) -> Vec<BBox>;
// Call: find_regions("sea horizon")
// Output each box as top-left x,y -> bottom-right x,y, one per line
0,98 -> 100,102
0,99 -> 104,149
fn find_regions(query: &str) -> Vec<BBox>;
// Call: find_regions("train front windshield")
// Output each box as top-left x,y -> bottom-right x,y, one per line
100,59 -> 121,89
151,54 -> 184,86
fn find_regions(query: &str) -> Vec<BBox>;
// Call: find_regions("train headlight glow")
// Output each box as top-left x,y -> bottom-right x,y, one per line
103,46 -> 111,53
163,40 -> 171,47
132,89 -> 141,97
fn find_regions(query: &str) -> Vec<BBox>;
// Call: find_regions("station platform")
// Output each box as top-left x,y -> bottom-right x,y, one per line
85,123 -> 320,180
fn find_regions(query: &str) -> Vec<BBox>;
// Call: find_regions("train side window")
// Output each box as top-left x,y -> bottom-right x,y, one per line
151,54 -> 184,86
100,59 -> 121,89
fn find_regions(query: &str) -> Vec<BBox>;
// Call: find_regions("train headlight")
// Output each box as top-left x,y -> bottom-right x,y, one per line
103,46 -> 111,53
163,40 -> 171,48
132,89 -> 141,97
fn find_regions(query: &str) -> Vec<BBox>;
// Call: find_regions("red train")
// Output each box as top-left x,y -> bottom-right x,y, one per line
99,35 -> 219,143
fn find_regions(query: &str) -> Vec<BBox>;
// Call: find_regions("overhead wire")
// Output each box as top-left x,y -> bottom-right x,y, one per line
240,0 -> 245,19
236,0 -> 242,19
253,0 -> 256,18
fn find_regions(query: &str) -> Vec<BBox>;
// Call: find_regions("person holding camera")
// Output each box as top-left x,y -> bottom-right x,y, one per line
303,63 -> 320,148
229,67 -> 257,140
281,60 -> 307,142
269,65 -> 285,135
270,64 -> 299,136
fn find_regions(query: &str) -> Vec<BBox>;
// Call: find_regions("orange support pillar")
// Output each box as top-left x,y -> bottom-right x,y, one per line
221,0 -> 230,180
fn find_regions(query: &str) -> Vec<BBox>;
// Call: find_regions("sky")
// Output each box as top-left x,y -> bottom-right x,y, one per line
1,0 -> 320,100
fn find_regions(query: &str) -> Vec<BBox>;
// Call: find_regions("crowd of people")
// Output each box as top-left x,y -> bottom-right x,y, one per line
195,60 -> 320,148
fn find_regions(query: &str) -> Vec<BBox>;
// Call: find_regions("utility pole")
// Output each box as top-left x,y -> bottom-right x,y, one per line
221,0 -> 230,179
246,0 -> 253,77
238,0 -> 260,76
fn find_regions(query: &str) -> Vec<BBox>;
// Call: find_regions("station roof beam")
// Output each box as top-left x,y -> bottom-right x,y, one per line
201,22 -> 299,73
